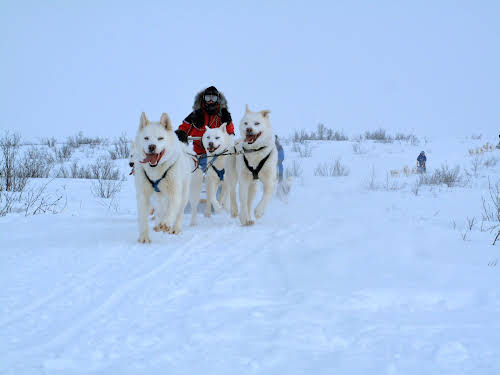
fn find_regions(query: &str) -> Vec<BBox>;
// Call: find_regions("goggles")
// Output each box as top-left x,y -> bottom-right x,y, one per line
204,94 -> 218,103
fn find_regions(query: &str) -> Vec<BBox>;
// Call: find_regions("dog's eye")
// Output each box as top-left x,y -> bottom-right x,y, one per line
254,122 -> 260,126
144,137 -> 149,141
216,137 -> 220,140
244,122 -> 248,125
158,137 -> 164,141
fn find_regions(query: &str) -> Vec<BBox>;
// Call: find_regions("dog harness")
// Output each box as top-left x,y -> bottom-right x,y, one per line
243,151 -> 272,180
143,162 -> 175,193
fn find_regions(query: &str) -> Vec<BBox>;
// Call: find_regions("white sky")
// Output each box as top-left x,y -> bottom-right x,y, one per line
1,0 -> 499,141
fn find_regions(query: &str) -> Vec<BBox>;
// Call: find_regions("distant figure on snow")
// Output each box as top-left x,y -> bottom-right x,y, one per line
496,134 -> 500,149
275,135 -> 284,182
417,151 -> 427,173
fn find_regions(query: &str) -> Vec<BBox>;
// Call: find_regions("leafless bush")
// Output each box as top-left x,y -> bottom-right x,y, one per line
471,134 -> 482,140
352,140 -> 367,154
365,128 -> 393,143
54,144 -> 73,162
109,134 -> 130,160
481,179 -> 500,225
314,158 -> 350,177
39,136 -> 57,148
285,160 -> 303,178
466,216 -> 476,231
66,131 -> 107,148
418,164 -> 464,188
0,190 -> 16,216
395,133 -> 420,146
366,166 -> 378,190
297,143 -> 312,158
411,179 -> 420,196
19,146 -> 55,178
468,156 -> 482,177
0,131 -> 28,192
90,158 -> 121,180
22,180 -> 66,216
292,124 -> 348,142
91,178 -> 122,199
483,156 -> 499,168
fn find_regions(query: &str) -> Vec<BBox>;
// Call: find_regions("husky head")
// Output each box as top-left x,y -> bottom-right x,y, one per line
202,123 -> 232,155
239,105 -> 273,148
128,141 -> 135,168
136,112 -> 177,168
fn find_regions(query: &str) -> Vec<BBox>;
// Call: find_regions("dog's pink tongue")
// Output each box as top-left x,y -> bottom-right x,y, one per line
140,150 -> 164,165
245,134 -> 255,143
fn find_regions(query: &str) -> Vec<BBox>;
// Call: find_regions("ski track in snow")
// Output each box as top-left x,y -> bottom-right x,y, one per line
1,137 -> 500,374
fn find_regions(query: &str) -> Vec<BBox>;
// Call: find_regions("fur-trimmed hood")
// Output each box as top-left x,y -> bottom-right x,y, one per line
192,88 -> 228,112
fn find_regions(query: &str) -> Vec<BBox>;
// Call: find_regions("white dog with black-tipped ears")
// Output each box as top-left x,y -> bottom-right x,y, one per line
236,105 -> 277,225
134,112 -> 191,243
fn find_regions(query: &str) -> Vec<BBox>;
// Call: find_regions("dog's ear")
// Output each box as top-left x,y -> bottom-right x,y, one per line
160,112 -> 172,131
220,122 -> 228,134
140,112 -> 149,129
260,110 -> 271,118
245,104 -> 251,113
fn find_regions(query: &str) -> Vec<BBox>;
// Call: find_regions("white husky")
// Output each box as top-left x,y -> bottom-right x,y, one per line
236,105 -> 277,225
134,112 -> 191,243
204,124 -> 238,216
189,124 -> 238,225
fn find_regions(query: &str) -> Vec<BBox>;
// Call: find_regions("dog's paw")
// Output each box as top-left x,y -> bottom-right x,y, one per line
254,205 -> 265,219
169,225 -> 182,235
231,208 -> 238,218
242,219 -> 254,226
138,233 -> 151,244
204,211 -> 212,218
153,224 -> 162,232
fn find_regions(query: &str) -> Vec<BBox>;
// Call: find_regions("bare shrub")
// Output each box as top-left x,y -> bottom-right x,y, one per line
481,179 -> 500,233
20,146 -> 55,178
471,134 -> 482,140
483,156 -> 499,168
90,158 -> 121,180
22,180 -> 66,216
395,133 -> 420,146
352,141 -> 367,154
0,131 -> 28,192
365,128 -> 393,143
54,144 -> 73,162
418,164 -> 464,188
411,179 -> 420,196
66,131 -> 107,148
366,166 -> 378,190
109,134 -> 130,160
314,158 -> 349,177
0,190 -> 16,216
40,136 -> 57,148
285,160 -> 303,178
469,156 -> 482,177
297,143 -> 312,158
91,179 -> 122,199
292,124 -> 348,142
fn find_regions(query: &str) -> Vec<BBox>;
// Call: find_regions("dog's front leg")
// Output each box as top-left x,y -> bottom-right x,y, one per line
207,176 -> 222,214
165,182 -> 182,233
255,176 -> 274,219
238,178 -> 253,225
136,187 -> 152,243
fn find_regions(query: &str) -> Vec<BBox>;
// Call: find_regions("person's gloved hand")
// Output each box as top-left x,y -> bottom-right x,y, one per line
175,130 -> 188,143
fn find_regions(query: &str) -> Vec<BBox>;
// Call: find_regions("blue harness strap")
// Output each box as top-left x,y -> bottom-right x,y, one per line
211,165 -> 225,181
143,163 -> 174,193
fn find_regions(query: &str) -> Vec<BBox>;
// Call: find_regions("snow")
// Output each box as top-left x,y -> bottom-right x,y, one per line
1,135 -> 500,374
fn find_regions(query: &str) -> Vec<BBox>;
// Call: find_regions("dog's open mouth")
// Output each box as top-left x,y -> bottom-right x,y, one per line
140,149 -> 165,167
245,132 -> 262,144
207,145 -> 220,153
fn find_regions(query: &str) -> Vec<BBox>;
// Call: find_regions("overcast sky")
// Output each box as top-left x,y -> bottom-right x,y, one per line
1,0 -> 499,141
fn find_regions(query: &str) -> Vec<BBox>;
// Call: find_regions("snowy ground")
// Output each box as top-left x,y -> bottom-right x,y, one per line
1,135 -> 500,374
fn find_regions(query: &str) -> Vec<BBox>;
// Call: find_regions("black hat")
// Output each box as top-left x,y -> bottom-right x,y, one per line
204,86 -> 219,96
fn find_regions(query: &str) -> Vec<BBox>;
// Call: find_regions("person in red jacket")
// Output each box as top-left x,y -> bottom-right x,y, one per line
175,86 -> 235,171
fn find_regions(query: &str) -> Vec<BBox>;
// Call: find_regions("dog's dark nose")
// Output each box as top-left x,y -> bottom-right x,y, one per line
246,128 -> 253,134
148,144 -> 156,153
208,142 -> 214,148
129,162 -> 134,167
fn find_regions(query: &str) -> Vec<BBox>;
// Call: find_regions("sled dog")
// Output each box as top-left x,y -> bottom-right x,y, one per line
236,105 -> 277,225
203,124 -> 238,217
134,112 -> 191,243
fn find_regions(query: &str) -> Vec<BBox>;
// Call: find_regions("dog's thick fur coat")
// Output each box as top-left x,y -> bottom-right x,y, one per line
134,112 -> 191,243
236,105 -> 277,225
